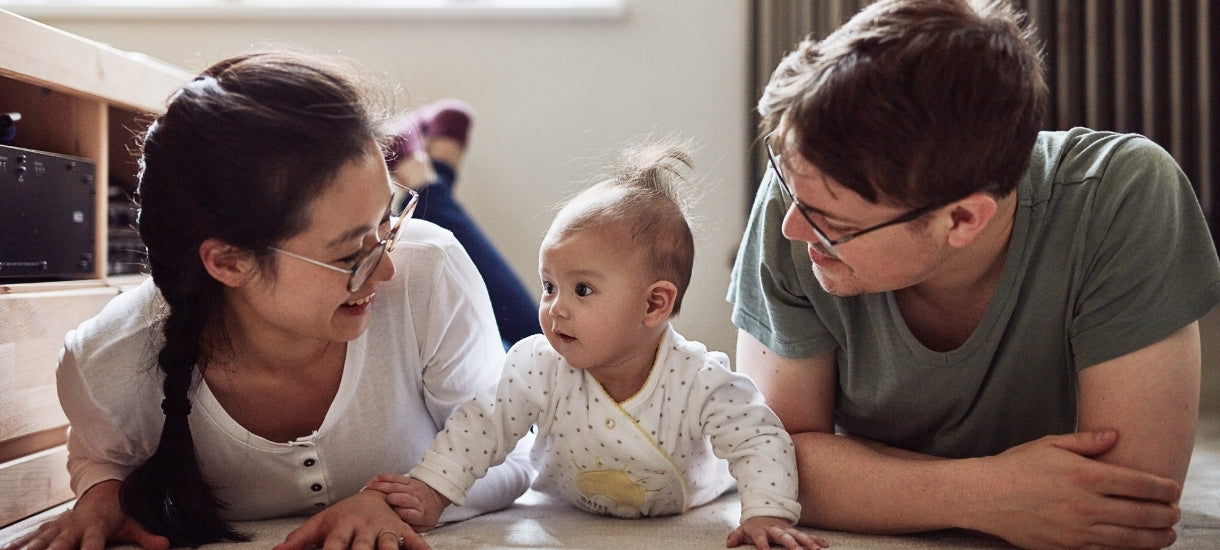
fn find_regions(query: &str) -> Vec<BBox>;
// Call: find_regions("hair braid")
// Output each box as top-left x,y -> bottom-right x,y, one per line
118,49 -> 388,545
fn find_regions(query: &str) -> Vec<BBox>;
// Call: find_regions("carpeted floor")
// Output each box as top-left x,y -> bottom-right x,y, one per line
5,417 -> 1219,549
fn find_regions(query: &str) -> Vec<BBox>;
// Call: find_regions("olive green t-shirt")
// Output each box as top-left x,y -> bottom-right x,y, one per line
728,128 -> 1220,458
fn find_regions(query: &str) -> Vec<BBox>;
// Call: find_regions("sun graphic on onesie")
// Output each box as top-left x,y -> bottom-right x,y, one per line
571,457 -> 674,517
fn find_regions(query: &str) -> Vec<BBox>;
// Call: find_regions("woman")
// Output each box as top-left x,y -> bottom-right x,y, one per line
4,51 -> 532,550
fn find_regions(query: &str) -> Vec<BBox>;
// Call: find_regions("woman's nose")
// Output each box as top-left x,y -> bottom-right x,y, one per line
374,249 -> 397,283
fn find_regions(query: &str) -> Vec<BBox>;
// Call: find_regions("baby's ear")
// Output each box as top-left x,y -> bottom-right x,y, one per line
199,238 -> 258,288
643,280 -> 678,327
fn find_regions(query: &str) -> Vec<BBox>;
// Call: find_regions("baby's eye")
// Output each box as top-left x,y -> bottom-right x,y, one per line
575,283 -> 593,297
541,281 -> 555,295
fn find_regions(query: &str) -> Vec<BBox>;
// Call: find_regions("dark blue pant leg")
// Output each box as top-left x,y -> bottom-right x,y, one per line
416,161 -> 541,347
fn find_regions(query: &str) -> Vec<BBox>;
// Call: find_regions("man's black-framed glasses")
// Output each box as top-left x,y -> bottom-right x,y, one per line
764,134 -> 944,260
269,185 -> 420,292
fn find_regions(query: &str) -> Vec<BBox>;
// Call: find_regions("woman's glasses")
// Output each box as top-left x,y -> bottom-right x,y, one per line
269,185 -> 419,292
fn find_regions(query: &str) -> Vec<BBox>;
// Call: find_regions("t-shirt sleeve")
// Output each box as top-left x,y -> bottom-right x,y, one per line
727,167 -> 839,359
56,281 -> 165,498
1069,136 -> 1220,369
414,233 -> 509,429
58,344 -> 145,497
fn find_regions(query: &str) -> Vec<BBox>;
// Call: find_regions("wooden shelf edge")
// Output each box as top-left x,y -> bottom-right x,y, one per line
0,9 -> 192,114
0,275 -> 145,296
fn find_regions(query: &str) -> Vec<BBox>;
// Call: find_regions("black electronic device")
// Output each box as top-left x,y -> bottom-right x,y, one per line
0,144 -> 96,280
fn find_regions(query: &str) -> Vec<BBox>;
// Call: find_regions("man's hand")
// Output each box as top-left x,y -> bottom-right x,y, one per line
965,430 -> 1181,549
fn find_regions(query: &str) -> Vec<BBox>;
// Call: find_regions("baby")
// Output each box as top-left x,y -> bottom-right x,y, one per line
367,139 -> 826,550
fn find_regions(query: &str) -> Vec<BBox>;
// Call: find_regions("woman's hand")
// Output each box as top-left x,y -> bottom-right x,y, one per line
1,480 -> 168,550
364,474 -> 451,533
274,489 -> 430,550
726,516 -> 828,550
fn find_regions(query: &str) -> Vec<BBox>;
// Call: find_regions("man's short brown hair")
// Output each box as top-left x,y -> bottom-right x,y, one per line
759,0 -> 1048,207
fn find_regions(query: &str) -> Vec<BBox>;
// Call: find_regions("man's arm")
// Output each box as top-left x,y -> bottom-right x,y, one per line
1076,321 -> 1200,484
736,329 -> 1183,548
736,330 -> 974,533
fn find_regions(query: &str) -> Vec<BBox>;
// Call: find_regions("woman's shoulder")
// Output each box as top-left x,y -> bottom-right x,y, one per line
387,219 -> 480,283
395,219 -> 465,259
66,278 -> 164,362
61,278 -> 165,407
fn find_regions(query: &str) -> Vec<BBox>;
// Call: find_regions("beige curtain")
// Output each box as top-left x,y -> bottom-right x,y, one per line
749,0 -> 1218,237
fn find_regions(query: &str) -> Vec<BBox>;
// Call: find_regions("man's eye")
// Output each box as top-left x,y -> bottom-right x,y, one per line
812,212 -> 855,234
575,283 -> 593,297
823,222 -> 855,234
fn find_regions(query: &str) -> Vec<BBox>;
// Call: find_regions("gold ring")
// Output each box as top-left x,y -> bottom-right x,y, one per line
377,530 -> 404,549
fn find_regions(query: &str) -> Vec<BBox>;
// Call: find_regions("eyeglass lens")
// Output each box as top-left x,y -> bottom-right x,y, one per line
765,137 -> 842,258
347,188 -> 418,292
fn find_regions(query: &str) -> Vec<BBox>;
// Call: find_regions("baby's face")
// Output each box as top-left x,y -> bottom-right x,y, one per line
537,226 -> 657,373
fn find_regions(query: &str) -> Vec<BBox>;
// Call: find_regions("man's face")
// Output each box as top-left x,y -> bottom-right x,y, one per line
769,133 -> 953,296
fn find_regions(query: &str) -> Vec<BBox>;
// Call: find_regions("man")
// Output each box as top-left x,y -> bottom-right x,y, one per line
727,0 -> 1220,548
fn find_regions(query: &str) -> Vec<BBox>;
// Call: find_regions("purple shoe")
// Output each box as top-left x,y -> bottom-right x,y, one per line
384,99 -> 474,171
414,98 -> 473,147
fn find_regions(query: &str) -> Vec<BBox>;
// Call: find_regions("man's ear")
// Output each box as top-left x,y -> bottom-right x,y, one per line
643,280 -> 678,328
944,192 -> 999,249
199,238 -> 258,288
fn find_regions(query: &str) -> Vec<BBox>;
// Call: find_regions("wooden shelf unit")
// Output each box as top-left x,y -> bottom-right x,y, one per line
0,9 -> 190,527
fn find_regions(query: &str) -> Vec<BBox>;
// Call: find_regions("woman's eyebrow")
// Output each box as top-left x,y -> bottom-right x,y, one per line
326,224 -> 375,249
325,194 -> 393,249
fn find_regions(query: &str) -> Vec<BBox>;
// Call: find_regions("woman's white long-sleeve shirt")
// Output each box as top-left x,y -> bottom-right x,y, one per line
56,221 -> 534,522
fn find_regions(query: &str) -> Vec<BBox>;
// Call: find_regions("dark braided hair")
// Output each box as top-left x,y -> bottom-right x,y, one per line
125,50 -> 388,546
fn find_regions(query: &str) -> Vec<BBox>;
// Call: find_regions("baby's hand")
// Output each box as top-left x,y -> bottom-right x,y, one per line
364,474 -> 452,533
726,516 -> 828,550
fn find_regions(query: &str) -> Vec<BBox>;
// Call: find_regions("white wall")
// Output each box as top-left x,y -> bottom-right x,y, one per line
25,1 -> 753,355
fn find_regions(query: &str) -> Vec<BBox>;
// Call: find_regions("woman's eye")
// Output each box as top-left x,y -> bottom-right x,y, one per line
337,250 -> 363,267
575,283 -> 593,297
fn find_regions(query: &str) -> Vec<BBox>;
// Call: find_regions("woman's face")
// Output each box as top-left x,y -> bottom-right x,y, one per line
227,142 -> 398,349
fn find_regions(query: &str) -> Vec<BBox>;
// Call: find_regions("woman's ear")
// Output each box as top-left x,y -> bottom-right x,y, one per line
199,238 -> 257,288
643,280 -> 678,328
945,192 -> 999,249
